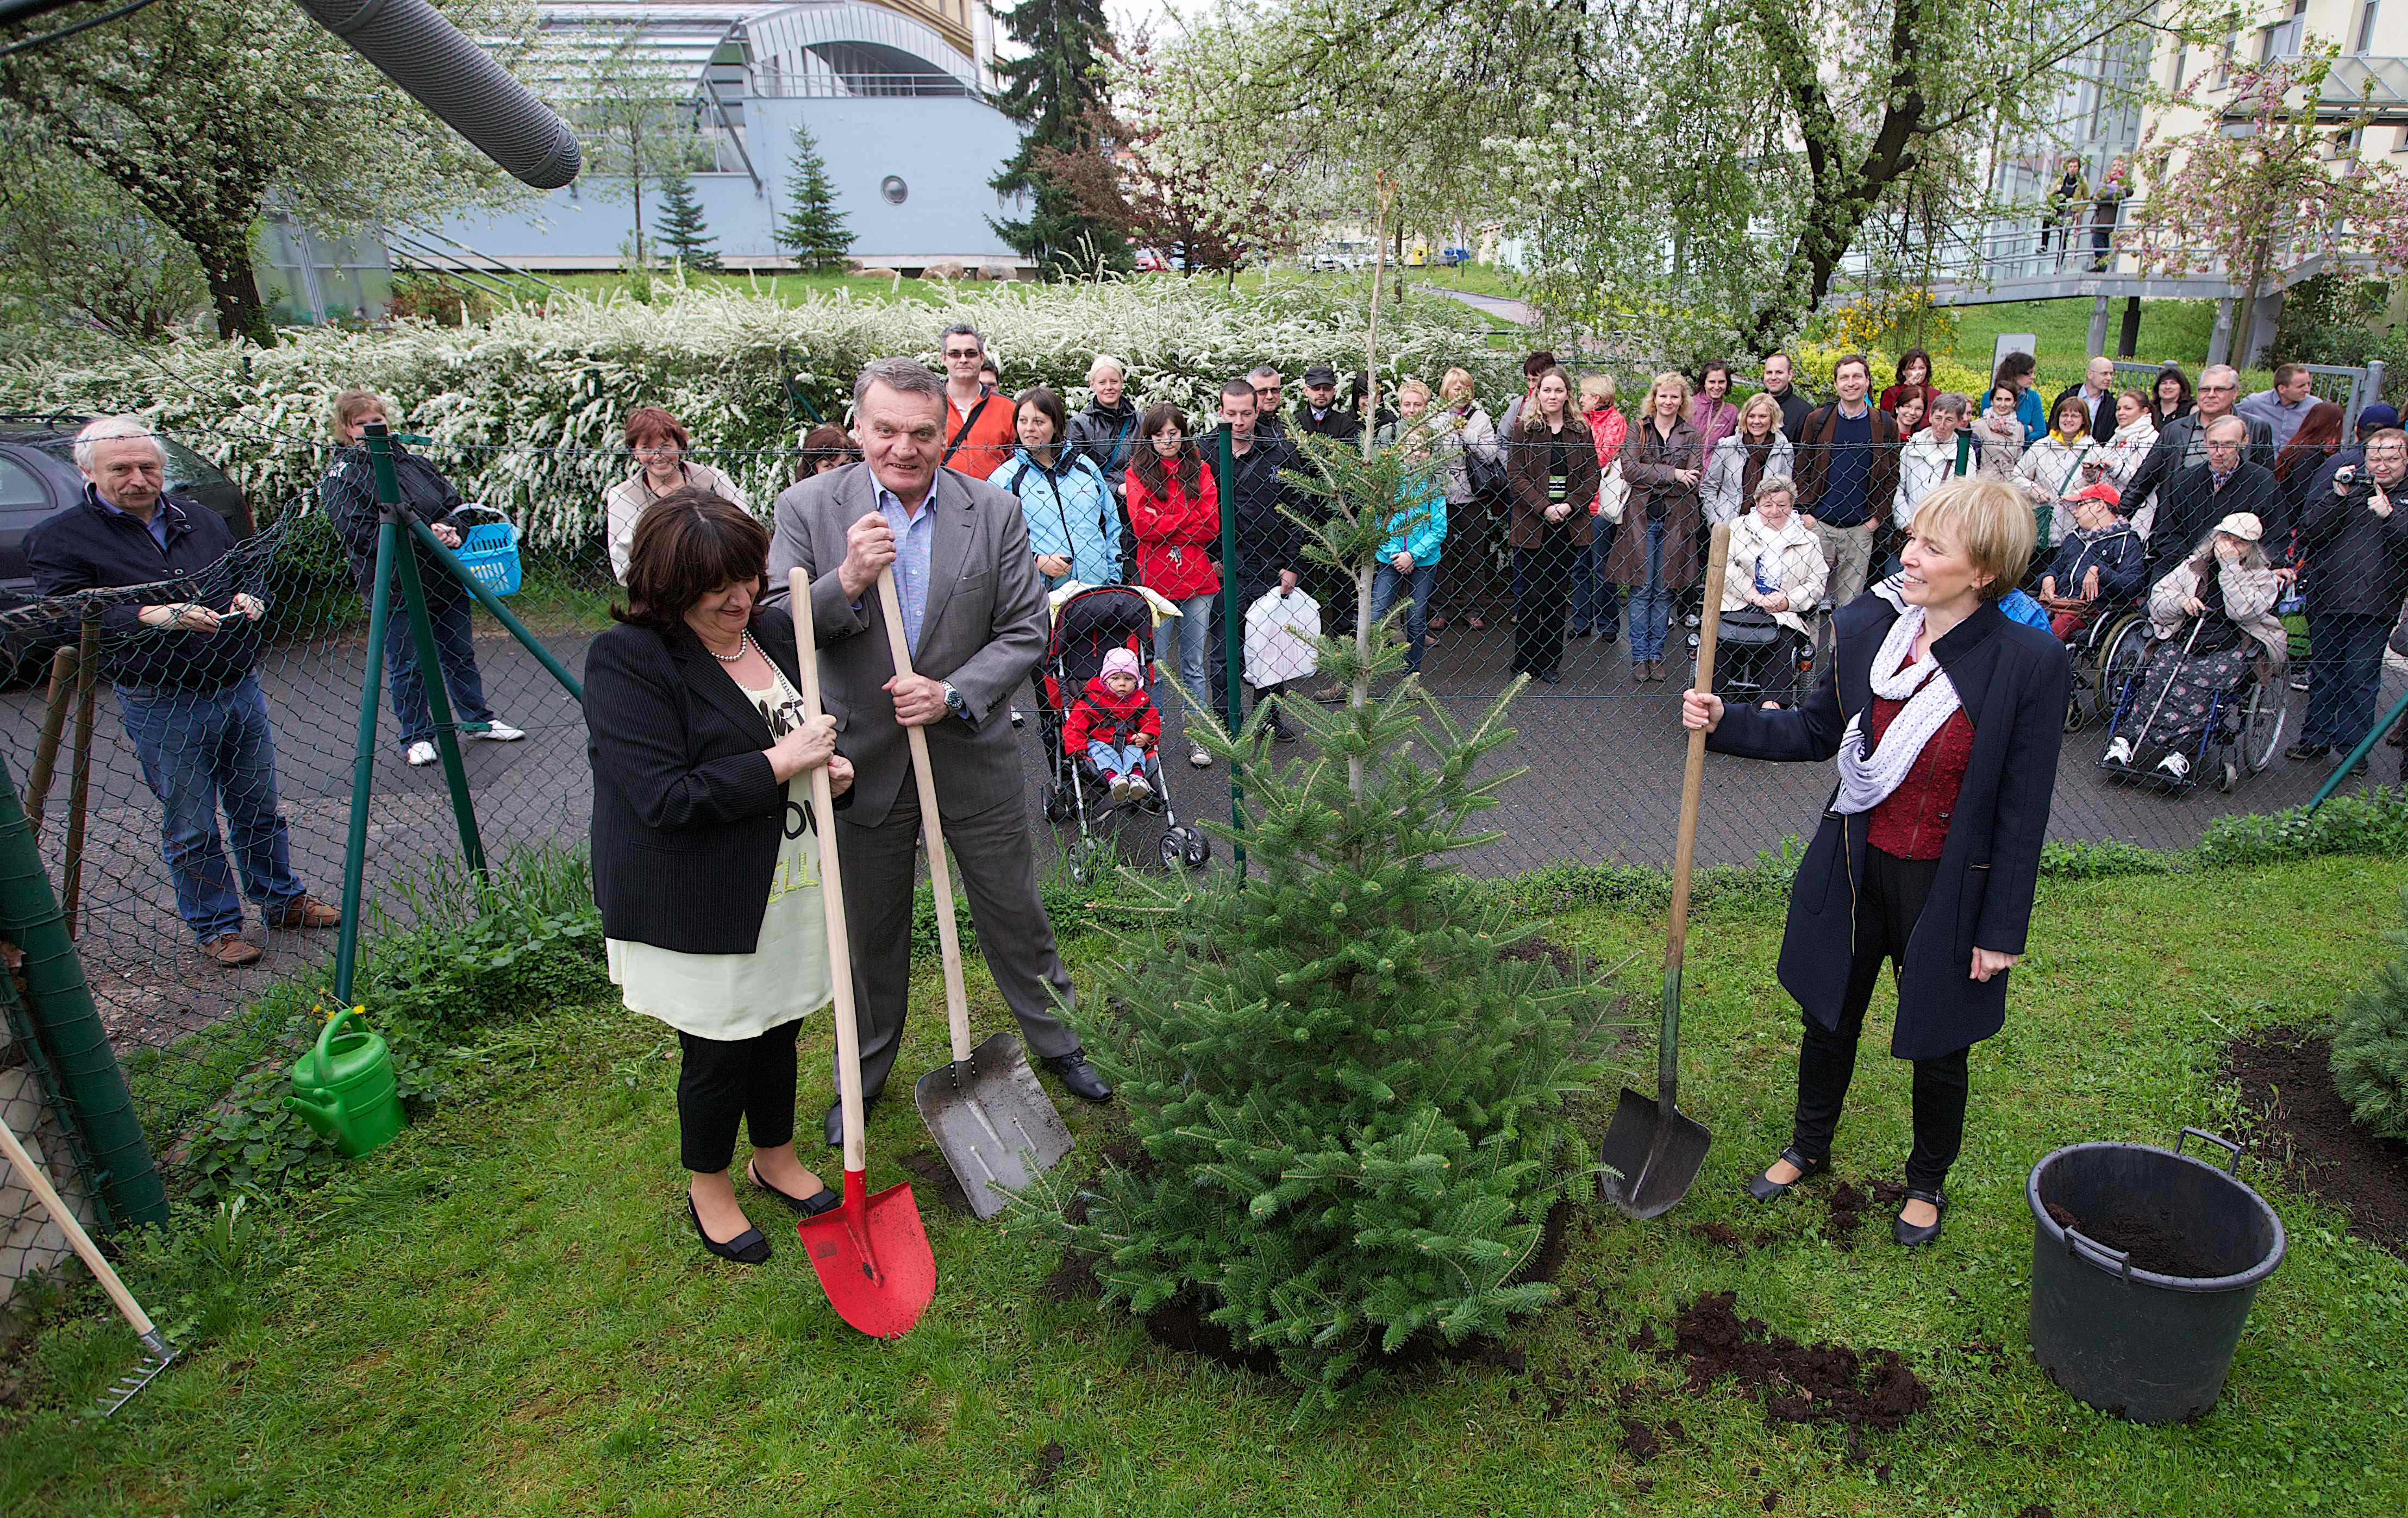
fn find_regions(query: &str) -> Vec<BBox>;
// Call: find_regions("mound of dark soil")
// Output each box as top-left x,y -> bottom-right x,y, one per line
2042,1203 -> 2219,1278
896,1148 -> 974,1216
2224,1028 -> 2408,1258
1660,1291 -> 1929,1433
1498,934 -> 1579,978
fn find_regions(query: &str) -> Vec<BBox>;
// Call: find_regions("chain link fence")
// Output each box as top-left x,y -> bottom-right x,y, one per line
1,394 -> 2400,1288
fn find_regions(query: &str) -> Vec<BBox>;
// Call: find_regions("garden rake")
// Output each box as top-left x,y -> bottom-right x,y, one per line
0,1110 -> 178,1414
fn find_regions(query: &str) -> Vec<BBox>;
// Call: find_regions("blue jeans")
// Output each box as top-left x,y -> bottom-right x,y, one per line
115,674 -> 307,943
1368,560 -> 1438,672
1628,519 -> 1672,662
383,591 -> 494,750
1084,741 -> 1158,783
1572,520 -> 1621,636
2303,610 -> 2389,748
1154,593 -> 1214,715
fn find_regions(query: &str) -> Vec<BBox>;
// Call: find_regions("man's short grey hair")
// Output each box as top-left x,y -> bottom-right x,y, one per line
74,414 -> 165,474
854,356 -> 946,410
939,321 -> 984,354
1755,474 -> 1797,503
2201,363 -> 2240,388
1932,392 -> 1970,417
1247,364 -> 1280,383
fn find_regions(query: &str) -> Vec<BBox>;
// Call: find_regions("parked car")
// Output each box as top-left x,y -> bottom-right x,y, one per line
0,415 -> 255,611
1440,247 -> 1472,267
1133,247 -> 1171,273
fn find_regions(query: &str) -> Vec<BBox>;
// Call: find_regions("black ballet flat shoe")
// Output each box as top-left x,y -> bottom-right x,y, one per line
1892,1188 -> 1948,1249
747,1160 -> 840,1217
1744,1146 -> 1829,1202
687,1199 -> 771,1265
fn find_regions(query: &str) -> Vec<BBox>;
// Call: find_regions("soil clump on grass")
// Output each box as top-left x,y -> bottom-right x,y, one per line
1658,1291 -> 1929,1433
1497,934 -> 1580,978
896,1148 -> 974,1215
2224,1027 -> 2408,1258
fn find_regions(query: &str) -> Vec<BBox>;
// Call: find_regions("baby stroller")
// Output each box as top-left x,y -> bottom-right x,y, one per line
1037,585 -> 1212,881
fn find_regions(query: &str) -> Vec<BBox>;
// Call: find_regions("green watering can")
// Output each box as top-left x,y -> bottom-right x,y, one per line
286,1009 -> 405,1159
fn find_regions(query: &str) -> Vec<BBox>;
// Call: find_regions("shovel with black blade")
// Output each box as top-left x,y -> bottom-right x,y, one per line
868,568 -> 1074,1220
1598,521 -> 1729,1219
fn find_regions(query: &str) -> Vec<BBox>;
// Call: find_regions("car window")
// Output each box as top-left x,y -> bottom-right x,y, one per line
0,454 -> 51,511
28,434 -> 228,493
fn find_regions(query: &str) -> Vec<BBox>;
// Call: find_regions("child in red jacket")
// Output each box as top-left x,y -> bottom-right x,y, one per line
1062,647 -> 1163,804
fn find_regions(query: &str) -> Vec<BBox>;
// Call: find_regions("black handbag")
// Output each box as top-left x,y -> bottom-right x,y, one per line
1718,606 -> 1785,647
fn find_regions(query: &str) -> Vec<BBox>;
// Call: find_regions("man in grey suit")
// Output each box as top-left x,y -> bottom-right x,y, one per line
770,356 -> 1110,1146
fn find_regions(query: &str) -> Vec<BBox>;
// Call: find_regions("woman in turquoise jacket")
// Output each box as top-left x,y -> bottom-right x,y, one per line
1369,380 -> 1451,673
990,386 -> 1122,589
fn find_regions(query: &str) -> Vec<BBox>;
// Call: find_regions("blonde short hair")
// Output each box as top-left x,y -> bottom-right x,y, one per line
1395,377 -> 1431,405
1909,478 -> 2035,601
1738,392 -> 1781,429
1577,372 -> 1617,408
1649,371 -> 1693,407
1086,354 -> 1126,384
1440,367 -> 1476,402
332,387 -> 390,435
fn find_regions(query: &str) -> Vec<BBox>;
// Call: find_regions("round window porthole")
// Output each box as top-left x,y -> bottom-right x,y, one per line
880,176 -> 908,205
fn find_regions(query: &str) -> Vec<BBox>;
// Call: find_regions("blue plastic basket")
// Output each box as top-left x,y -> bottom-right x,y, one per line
453,507 -> 522,598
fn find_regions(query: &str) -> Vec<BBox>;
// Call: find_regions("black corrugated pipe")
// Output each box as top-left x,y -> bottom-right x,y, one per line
295,0 -> 581,190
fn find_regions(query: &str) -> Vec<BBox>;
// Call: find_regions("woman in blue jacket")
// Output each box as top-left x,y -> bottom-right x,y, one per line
1682,478 -> 2070,1248
1369,380 -> 1450,673
989,386 -> 1121,589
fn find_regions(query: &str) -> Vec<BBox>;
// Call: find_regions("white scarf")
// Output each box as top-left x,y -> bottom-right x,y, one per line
1832,597 -> 1963,816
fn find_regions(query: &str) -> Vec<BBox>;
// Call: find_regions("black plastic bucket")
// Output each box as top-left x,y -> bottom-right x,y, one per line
2028,1128 -> 2286,1425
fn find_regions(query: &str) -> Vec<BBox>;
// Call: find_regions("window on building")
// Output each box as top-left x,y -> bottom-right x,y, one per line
2358,1 -> 2384,54
2171,42 -> 2187,90
2260,0 -> 2307,61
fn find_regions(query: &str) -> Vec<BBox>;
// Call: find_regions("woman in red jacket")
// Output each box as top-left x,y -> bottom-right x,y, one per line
1125,402 -> 1222,768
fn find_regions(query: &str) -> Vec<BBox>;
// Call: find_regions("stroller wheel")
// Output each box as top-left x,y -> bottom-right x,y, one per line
1182,828 -> 1212,869
1067,836 -> 1110,885
1158,828 -> 1186,871
1044,785 -> 1072,824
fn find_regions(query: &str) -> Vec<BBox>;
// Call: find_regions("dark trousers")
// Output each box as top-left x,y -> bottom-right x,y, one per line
381,589 -> 495,750
1437,495 -> 1503,619
835,780 -> 1078,1101
2303,610 -> 2390,749
1791,847 -> 1971,1194
676,1019 -> 802,1173
1571,519 -> 1622,636
1512,530 -> 1578,680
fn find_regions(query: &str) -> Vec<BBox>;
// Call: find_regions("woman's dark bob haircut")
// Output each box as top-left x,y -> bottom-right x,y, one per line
613,487 -> 771,631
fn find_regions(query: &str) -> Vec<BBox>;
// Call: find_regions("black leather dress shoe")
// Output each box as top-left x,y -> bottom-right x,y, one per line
1043,1051 -> 1114,1102
1744,1146 -> 1829,1202
688,1199 -> 771,1264
1892,1188 -> 1948,1248
747,1160 -> 840,1216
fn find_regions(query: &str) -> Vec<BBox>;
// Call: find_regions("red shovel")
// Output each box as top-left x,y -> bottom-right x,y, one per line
788,567 -> 935,1338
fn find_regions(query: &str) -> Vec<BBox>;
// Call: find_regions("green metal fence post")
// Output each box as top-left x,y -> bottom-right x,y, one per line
330,515 -> 398,1007
1217,421 -> 1246,880
0,757 -> 166,1227
2306,684 -> 2408,814
401,515 -> 583,701
364,424 -> 485,875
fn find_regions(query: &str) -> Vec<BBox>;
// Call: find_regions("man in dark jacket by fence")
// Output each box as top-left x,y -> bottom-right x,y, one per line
24,416 -> 338,968
1212,378 -> 1304,742
1791,354 -> 1902,612
2146,417 -> 2277,587
2290,428 -> 2408,770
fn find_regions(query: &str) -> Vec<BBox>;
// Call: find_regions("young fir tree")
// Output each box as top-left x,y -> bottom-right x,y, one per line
2333,889 -> 2408,1143
1016,435 -> 1619,1407
775,122 -> 853,272
654,160 -> 721,272
987,0 -> 1129,280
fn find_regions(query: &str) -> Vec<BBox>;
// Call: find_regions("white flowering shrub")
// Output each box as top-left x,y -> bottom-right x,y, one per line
0,281 -> 1516,549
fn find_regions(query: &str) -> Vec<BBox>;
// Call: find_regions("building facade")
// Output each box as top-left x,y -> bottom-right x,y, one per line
426,1 -> 1028,275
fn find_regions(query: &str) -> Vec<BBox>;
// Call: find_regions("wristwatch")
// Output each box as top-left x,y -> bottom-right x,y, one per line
942,682 -> 972,726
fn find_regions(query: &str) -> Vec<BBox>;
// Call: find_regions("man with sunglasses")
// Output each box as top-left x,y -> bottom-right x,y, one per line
934,322 -> 1017,478
2122,363 -> 2273,531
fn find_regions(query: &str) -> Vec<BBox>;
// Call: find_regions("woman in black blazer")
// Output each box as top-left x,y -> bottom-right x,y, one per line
587,488 -> 855,1265
1681,478 -> 2070,1247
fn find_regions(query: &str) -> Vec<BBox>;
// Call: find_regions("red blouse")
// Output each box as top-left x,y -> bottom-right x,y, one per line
1863,675 -> 1974,860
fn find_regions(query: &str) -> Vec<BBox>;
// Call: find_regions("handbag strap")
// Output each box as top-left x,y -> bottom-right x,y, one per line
942,392 -> 995,467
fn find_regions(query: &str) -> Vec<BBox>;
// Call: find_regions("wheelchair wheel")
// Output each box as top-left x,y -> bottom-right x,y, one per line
2095,613 -> 2152,725
2240,678 -> 2287,774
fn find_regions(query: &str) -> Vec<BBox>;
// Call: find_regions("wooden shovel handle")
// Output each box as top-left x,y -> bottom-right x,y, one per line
1667,524 -> 1732,975
870,566 -> 975,1065
790,569 -> 867,1175
0,1110 -> 154,1337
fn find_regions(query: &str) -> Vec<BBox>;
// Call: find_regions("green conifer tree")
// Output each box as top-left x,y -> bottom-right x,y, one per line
988,0 -> 1128,280
654,159 -> 721,272
1014,436 -> 1619,1406
774,122 -> 854,272
2334,889 -> 2408,1142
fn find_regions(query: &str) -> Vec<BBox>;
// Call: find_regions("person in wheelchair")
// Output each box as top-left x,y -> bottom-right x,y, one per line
2037,480 -> 2144,641
2103,513 -> 2286,782
1716,475 -> 1829,707
1062,647 -> 1165,808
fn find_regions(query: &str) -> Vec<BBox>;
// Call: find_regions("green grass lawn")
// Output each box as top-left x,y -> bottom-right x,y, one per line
7,858 -> 2407,1516
1943,299 -> 2230,393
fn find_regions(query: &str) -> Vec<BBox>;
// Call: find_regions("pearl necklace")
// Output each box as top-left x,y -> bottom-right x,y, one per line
705,631 -> 751,664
